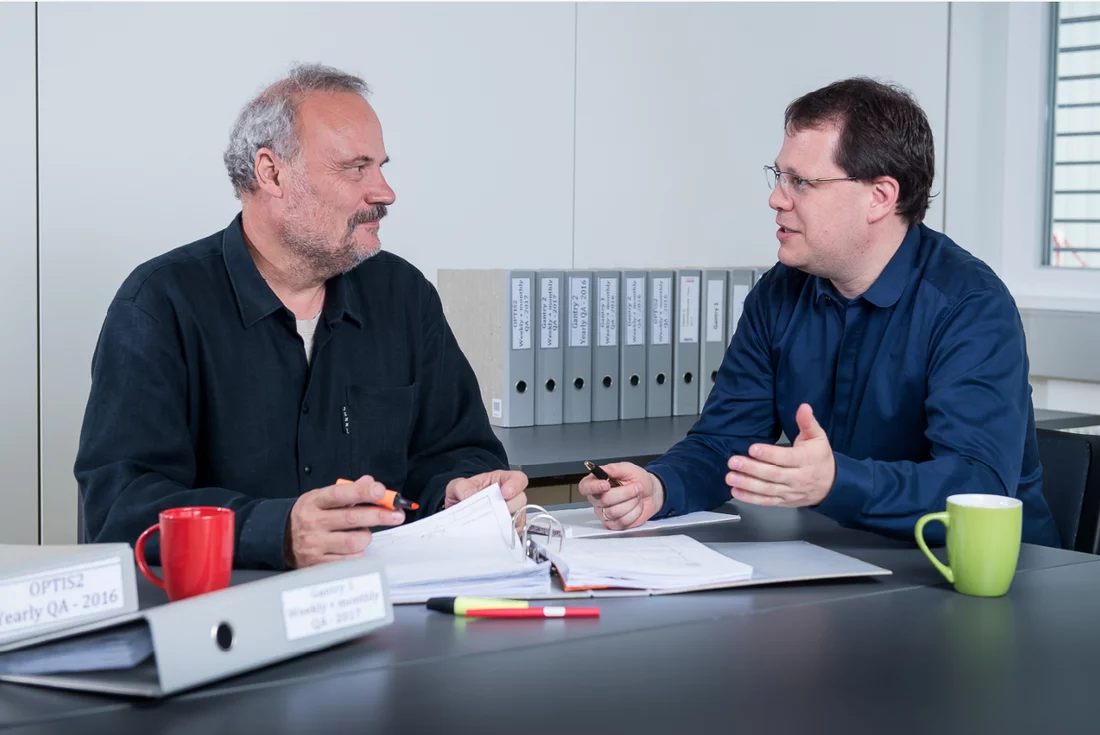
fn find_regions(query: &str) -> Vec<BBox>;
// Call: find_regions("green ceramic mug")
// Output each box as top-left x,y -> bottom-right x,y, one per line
915,494 -> 1023,597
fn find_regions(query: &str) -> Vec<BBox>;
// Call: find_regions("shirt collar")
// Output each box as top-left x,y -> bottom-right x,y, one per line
222,213 -> 363,329
812,224 -> 922,309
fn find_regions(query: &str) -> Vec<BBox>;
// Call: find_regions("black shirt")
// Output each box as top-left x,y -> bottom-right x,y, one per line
75,214 -> 508,569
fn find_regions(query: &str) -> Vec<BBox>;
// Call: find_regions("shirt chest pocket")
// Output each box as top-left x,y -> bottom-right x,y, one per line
343,383 -> 418,489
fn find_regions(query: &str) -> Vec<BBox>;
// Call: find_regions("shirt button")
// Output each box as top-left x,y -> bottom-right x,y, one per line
303,465 -> 312,475
302,404 -> 310,414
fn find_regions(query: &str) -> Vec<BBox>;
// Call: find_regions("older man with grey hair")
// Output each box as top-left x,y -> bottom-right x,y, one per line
75,63 -> 528,570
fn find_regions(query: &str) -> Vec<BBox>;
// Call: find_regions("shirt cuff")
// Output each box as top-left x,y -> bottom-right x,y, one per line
815,452 -> 871,526
237,498 -> 297,570
646,461 -> 685,519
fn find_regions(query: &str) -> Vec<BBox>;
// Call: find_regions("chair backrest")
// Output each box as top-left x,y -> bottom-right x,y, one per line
1037,428 -> 1100,554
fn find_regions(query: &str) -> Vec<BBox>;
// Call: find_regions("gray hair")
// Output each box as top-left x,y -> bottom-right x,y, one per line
223,63 -> 371,198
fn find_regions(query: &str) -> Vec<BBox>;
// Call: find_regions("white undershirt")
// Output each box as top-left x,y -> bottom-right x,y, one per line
296,313 -> 322,364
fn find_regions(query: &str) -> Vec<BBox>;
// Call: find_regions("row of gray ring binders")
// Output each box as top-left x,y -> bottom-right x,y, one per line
438,267 -> 770,427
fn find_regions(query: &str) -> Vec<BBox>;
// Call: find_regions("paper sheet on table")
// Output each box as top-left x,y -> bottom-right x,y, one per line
546,508 -> 740,539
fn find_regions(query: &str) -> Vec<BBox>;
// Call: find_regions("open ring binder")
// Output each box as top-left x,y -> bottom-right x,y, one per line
511,504 -> 564,564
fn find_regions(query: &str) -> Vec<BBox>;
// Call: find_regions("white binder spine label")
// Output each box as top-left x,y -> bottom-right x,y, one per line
706,279 -> 725,342
651,277 -> 672,346
0,558 -> 126,637
511,277 -> 532,350
625,277 -> 645,346
597,278 -> 618,348
732,284 -> 750,334
540,277 -> 560,349
569,277 -> 590,348
678,276 -> 699,343
281,573 -> 387,642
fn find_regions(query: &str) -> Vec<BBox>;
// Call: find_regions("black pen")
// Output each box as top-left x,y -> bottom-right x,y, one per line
584,461 -> 622,488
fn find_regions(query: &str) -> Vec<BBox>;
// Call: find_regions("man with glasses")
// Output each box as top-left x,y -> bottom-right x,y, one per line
579,77 -> 1061,548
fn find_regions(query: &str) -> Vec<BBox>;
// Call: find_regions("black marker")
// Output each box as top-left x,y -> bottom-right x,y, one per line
584,461 -> 622,488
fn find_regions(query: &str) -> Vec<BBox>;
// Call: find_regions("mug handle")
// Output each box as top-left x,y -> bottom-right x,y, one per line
134,524 -> 167,591
915,511 -> 955,585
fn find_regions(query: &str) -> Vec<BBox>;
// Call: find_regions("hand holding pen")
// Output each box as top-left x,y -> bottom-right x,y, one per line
284,475 -> 410,569
578,461 -> 666,531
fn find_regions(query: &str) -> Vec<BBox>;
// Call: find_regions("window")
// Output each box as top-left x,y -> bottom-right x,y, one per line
1048,3 -> 1100,268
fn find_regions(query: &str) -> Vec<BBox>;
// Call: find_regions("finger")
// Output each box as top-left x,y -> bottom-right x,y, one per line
315,476 -> 386,509
747,443 -> 801,468
499,472 -> 529,501
590,483 -> 640,508
318,529 -> 373,556
602,497 -> 641,523
726,470 -> 789,500
616,502 -> 647,529
505,490 -> 528,516
577,476 -> 613,497
600,462 -> 643,483
794,403 -> 826,441
320,505 -> 405,531
449,478 -> 480,503
727,455 -> 795,486
729,486 -> 786,506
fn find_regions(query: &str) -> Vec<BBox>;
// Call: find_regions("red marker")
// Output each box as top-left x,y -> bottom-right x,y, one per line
464,606 -> 600,619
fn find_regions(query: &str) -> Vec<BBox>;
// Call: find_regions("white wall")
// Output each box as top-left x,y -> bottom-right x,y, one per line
574,2 -> 947,270
0,3 -> 40,544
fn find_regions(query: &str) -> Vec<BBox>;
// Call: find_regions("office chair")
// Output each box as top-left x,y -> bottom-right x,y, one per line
1037,427 -> 1100,554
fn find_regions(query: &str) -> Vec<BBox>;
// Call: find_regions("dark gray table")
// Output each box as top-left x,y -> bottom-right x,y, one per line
494,409 -> 1100,480
3,503 -> 1099,734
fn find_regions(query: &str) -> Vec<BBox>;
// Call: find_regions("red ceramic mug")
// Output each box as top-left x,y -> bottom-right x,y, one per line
135,507 -> 235,602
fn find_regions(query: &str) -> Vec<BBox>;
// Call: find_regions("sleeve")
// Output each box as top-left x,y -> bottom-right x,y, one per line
815,289 -> 1032,543
402,284 -> 510,517
75,299 -> 295,570
645,282 -> 782,517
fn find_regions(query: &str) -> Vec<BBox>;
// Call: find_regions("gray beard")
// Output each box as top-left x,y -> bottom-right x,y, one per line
280,224 -> 376,284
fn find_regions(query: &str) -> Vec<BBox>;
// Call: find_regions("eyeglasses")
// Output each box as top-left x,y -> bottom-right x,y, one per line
764,165 -> 859,196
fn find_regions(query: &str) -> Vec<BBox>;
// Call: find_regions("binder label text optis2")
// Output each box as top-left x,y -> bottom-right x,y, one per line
511,277 -> 532,351
281,572 -> 387,642
598,277 -> 618,347
0,558 -> 126,637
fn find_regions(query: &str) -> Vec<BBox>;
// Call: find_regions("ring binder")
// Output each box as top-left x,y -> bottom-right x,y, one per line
511,504 -> 564,564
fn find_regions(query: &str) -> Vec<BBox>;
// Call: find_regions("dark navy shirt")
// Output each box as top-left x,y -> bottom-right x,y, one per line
76,215 -> 508,569
648,224 -> 1061,547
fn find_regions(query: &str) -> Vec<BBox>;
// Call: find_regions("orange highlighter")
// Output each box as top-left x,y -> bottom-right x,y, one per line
336,478 -> 420,511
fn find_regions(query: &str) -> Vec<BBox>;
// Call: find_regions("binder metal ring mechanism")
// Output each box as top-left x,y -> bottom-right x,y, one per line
511,504 -> 564,564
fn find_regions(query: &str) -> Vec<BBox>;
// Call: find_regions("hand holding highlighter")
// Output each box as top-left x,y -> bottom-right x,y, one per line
335,478 -> 419,511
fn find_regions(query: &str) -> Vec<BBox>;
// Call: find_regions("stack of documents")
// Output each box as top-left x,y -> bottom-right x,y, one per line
544,535 -> 753,592
366,485 -> 551,604
548,508 -> 740,539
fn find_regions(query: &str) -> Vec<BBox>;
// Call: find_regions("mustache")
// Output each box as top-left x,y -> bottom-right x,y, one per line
348,205 -> 388,229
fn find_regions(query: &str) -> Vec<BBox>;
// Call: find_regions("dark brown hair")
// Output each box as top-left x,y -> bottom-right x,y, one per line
784,77 -> 935,228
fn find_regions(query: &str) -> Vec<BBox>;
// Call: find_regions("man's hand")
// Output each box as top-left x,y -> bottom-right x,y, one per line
285,475 -> 406,569
446,470 -> 529,516
726,403 -> 836,507
577,462 -> 665,530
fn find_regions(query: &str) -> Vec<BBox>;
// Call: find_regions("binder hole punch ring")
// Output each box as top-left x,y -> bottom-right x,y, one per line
602,375 -> 613,389
515,380 -> 528,394
711,370 -> 718,383
629,374 -> 640,387
213,622 -> 235,652
573,377 -> 584,390
545,379 -> 556,393
656,373 -> 667,386
511,504 -> 564,564
683,372 -> 694,385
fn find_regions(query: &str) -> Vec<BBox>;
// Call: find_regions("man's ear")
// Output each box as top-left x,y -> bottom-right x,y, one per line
253,147 -> 287,198
867,175 -> 900,225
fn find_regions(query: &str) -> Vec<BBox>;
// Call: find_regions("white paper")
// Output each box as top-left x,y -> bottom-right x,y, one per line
281,572 -> 387,642
678,276 -> 699,343
569,277 -> 590,348
0,624 -> 154,676
706,279 -> 725,342
651,277 -> 671,345
0,558 -> 126,639
597,277 -> 618,347
370,483 -> 517,550
625,277 -> 646,346
540,277 -> 560,349
511,276 -> 532,350
548,508 -> 740,539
